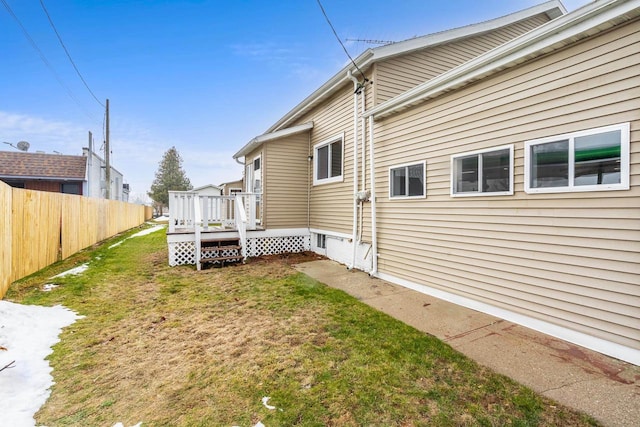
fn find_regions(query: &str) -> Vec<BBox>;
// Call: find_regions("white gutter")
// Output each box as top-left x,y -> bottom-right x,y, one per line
348,70 -> 359,270
368,115 -> 378,276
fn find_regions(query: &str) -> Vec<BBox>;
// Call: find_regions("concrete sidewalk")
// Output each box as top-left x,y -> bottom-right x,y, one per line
295,260 -> 640,427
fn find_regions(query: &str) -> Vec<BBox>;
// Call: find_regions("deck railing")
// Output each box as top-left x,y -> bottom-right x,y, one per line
168,191 -> 258,233
234,194 -> 248,260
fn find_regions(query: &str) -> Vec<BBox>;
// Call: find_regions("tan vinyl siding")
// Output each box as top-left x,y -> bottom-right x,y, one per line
262,133 -> 310,229
373,20 -> 640,350
375,14 -> 551,103
222,179 -> 243,195
292,81 -> 360,235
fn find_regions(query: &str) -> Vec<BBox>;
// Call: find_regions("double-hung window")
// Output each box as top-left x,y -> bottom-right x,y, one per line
451,145 -> 513,196
389,161 -> 426,199
525,123 -> 630,193
314,134 -> 343,185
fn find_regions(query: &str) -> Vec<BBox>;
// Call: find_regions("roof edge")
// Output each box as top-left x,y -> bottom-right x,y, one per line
262,1 -> 565,134
371,0 -> 566,60
233,121 -> 314,159
366,0 -> 638,120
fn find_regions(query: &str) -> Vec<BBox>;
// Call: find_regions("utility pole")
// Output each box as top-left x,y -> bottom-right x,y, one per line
105,98 -> 111,199
88,131 -> 92,197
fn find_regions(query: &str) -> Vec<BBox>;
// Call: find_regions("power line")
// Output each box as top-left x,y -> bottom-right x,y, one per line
316,0 -> 368,83
39,0 -> 104,108
0,0 -> 99,123
345,38 -> 395,45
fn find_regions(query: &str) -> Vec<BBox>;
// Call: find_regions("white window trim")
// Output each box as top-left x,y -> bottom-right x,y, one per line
524,123 -> 630,194
388,160 -> 426,199
313,133 -> 344,186
251,154 -> 262,194
450,144 -> 514,197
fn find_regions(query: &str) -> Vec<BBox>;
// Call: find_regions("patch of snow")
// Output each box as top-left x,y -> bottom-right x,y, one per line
0,301 -> 82,427
261,396 -> 277,410
108,225 -> 165,249
130,225 -> 165,238
41,284 -> 58,292
50,263 -> 89,278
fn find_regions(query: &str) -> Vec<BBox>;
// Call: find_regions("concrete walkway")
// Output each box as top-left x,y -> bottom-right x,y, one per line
295,260 -> 640,427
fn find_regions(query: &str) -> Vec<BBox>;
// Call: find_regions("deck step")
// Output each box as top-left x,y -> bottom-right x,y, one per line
201,238 -> 240,244
201,255 -> 243,263
201,245 -> 241,251
199,236 -> 243,267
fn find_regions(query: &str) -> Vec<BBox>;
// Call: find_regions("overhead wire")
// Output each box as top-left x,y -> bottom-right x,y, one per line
315,0 -> 368,83
39,0 -> 105,108
0,0 -> 100,123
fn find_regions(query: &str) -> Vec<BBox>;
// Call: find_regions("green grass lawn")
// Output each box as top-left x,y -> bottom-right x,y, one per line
6,224 -> 598,426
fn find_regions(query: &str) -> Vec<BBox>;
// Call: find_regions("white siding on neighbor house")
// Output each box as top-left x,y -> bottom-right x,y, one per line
374,13 -> 551,104
373,20 -> 640,351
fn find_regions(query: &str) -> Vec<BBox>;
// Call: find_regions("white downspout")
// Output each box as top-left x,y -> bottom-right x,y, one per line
358,82 -> 366,242
368,115 -> 378,276
361,82 -> 366,191
348,70 -> 359,270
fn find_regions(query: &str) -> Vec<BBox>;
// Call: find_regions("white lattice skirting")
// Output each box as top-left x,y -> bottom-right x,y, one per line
168,231 -> 310,267
168,241 -> 196,266
246,235 -> 308,257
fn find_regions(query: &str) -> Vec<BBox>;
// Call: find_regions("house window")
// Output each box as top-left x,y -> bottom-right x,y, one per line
313,134 -> 343,185
451,145 -> 513,197
316,233 -> 326,249
525,123 -> 630,193
62,182 -> 81,195
389,161 -> 426,198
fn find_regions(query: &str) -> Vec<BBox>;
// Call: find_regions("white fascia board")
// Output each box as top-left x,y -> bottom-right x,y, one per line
233,121 -> 314,159
367,0 -> 639,120
372,0 -> 566,61
0,175 -> 85,181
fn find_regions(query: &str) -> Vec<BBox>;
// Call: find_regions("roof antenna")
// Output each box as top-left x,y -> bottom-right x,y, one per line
316,0 -> 369,84
2,140 -> 30,151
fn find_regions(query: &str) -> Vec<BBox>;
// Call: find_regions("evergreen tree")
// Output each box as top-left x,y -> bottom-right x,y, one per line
148,147 -> 192,211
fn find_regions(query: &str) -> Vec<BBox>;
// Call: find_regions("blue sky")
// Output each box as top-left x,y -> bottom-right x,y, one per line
0,0 -> 591,202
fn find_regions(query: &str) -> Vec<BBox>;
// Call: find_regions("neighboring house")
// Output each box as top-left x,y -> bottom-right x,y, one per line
0,151 -> 87,194
220,179 -> 244,196
226,0 -> 639,365
0,148 -> 129,201
82,147 -> 128,201
191,184 -> 222,196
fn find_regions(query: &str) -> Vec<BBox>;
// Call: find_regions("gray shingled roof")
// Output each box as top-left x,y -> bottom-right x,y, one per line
0,151 -> 87,180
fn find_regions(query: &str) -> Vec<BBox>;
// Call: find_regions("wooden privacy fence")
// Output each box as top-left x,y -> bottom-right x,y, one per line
0,181 -> 153,298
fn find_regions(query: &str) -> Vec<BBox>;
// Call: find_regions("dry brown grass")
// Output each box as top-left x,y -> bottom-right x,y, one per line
7,229 -> 598,426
